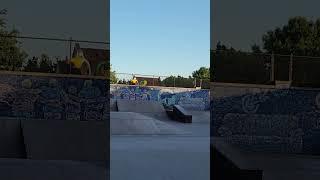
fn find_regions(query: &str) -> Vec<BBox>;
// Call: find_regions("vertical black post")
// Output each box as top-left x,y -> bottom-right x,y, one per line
289,53 -> 293,82
271,53 -> 275,82
69,37 -> 72,74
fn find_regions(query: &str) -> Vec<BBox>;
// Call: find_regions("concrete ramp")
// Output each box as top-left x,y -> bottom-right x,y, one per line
111,112 -> 188,135
138,112 -> 171,121
117,100 -> 166,113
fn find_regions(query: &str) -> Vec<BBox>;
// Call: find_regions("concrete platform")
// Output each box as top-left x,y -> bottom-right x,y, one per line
111,136 -> 210,180
212,138 -> 320,180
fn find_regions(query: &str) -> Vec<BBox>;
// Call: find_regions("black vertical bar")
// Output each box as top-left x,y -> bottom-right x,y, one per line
69,37 -> 72,74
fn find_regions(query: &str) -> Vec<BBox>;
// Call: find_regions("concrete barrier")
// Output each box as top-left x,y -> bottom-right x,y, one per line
0,71 -> 108,121
211,82 -> 320,154
110,84 -> 209,111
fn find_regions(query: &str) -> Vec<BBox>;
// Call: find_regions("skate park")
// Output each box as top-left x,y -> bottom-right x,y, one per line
110,85 -> 210,180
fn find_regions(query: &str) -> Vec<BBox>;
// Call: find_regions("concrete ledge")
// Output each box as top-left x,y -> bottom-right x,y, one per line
0,70 -> 107,80
211,81 -> 320,91
212,137 -> 320,180
211,82 -> 276,89
211,145 -> 263,180
110,83 -> 199,91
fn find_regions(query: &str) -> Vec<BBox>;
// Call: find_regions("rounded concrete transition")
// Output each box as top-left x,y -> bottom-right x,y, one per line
111,112 -> 188,135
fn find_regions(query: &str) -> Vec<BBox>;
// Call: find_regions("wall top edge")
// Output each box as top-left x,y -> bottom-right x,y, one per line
0,71 -> 107,80
211,82 -> 320,91
211,82 -> 276,89
110,84 -> 208,90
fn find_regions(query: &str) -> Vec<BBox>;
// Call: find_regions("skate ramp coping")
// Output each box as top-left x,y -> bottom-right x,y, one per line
111,112 -> 188,135
117,99 -> 166,113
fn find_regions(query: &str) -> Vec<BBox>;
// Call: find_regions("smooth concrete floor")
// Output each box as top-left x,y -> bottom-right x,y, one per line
110,115 -> 210,180
111,136 -> 210,180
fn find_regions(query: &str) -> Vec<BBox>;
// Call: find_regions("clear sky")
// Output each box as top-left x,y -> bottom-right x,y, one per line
111,0 -> 210,77
211,0 -> 320,51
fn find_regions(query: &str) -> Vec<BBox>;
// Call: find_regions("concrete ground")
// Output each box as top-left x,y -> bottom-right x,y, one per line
110,110 -> 210,180
213,138 -> 320,180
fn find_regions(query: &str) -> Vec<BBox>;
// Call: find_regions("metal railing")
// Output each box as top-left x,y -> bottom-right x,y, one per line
211,50 -> 320,87
112,72 -> 210,89
0,34 -> 109,76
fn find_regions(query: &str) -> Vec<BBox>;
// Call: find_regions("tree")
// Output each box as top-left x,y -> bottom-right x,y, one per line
215,41 -> 241,55
110,64 -> 118,84
140,80 -> 147,86
162,75 -> 195,88
39,54 -> 52,72
216,41 -> 227,51
261,16 -> 320,56
24,54 -> 56,73
24,56 -> 39,72
0,9 -> 27,71
192,67 -> 210,80
0,9 -> 7,27
251,44 -> 262,53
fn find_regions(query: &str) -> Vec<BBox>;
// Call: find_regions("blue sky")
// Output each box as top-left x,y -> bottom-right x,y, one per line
111,0 -> 209,77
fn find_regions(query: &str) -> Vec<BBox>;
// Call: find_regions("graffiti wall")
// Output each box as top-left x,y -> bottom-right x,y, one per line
110,85 -> 210,111
212,83 -> 320,154
0,72 -> 108,121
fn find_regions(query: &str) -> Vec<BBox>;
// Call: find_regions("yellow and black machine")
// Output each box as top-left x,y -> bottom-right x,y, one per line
69,55 -> 92,76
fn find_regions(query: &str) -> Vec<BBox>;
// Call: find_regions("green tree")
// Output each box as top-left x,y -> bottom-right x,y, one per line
0,9 -> 27,71
216,41 -> 227,51
24,54 -> 56,73
261,16 -> 320,56
192,67 -> 210,80
0,9 -> 6,27
251,44 -> 262,53
110,64 -> 118,84
162,75 -> 195,88
140,80 -> 147,86
24,56 -> 39,72
38,54 -> 56,73
215,41 -> 242,55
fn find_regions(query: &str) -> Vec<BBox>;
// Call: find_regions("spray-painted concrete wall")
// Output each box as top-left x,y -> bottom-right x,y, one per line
212,83 -> 320,154
110,85 -> 210,111
0,71 -> 108,121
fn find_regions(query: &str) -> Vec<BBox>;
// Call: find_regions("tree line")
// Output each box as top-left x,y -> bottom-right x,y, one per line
0,9 -> 60,73
215,16 -> 320,56
110,66 -> 210,88
213,16 -> 320,86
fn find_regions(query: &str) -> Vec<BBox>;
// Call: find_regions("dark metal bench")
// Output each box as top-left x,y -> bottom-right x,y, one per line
171,105 -> 192,123
211,140 -> 263,180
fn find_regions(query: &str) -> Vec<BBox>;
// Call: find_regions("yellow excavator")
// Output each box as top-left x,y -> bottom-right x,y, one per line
69,55 -> 92,75
130,76 -> 138,85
